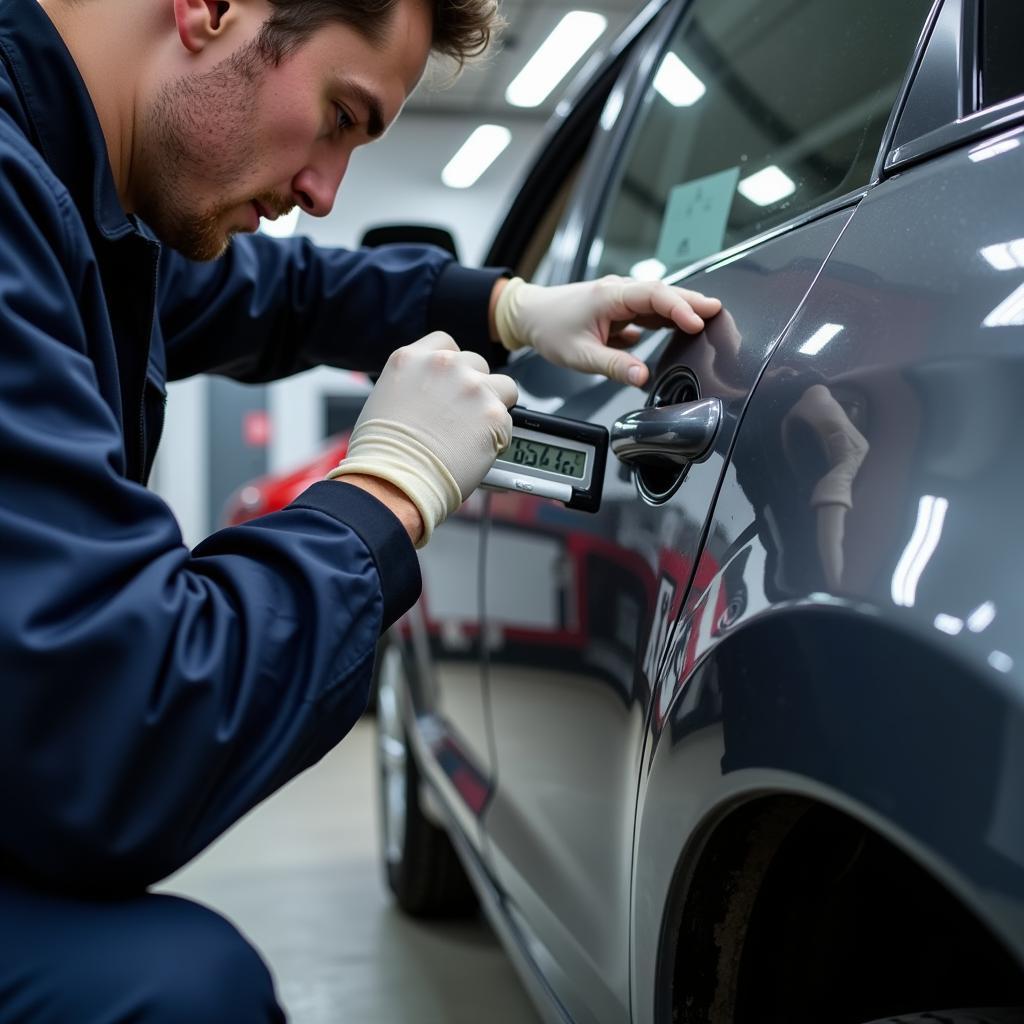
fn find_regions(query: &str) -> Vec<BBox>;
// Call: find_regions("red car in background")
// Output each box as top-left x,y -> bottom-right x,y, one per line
222,435 -> 351,527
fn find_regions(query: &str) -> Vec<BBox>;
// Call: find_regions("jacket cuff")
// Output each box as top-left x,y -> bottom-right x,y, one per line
287,481 -> 422,630
428,263 -> 510,369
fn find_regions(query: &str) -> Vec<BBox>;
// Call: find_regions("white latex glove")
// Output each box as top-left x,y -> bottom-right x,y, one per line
494,276 -> 722,386
328,333 -> 518,547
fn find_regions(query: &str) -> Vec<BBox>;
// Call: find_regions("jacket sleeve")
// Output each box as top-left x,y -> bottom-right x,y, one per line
158,233 -> 509,382
0,140 -> 420,894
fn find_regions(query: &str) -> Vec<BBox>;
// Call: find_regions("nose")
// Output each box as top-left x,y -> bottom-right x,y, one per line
291,150 -> 350,218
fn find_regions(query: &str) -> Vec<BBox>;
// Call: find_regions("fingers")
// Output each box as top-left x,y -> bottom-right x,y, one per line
607,325 -> 644,349
412,331 -> 459,352
458,350 -> 492,375
606,278 -> 723,336
442,348 -> 513,407
625,362 -> 650,386
452,353 -> 516,413
396,334 -> 496,382
678,289 -> 723,319
483,374 -> 517,450
573,342 -> 649,387
620,280 -> 705,333
486,372 -> 519,409
399,336 -> 511,405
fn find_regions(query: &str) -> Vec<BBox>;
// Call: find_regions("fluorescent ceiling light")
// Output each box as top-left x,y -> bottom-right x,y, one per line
630,258 -> 667,281
505,11 -> 607,108
989,650 -> 1014,673
969,137 -> 1020,162
983,281 -> 1024,327
891,494 -> 948,608
259,207 -> 301,239
441,125 -> 511,189
981,238 -> 1024,271
798,323 -> 844,356
933,613 -> 964,636
967,601 -> 997,633
738,166 -> 796,207
654,52 -> 706,107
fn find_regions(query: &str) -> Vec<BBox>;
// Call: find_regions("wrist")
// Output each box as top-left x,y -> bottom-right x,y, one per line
488,276 -> 510,343
493,276 -> 531,352
328,422 -> 463,548
329,474 -> 425,547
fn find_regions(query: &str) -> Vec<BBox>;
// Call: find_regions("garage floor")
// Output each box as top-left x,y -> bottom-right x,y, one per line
160,719 -> 541,1024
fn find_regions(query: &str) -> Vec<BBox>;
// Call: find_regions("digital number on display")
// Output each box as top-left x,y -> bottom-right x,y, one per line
496,437 -> 586,480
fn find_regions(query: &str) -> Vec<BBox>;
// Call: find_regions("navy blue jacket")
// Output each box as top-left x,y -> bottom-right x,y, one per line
0,0 -> 505,893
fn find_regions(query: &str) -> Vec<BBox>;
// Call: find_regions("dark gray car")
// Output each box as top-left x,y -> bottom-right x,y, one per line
374,0 -> 1024,1020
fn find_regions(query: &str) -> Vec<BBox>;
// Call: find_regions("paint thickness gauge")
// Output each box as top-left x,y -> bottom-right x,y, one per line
481,407 -> 608,513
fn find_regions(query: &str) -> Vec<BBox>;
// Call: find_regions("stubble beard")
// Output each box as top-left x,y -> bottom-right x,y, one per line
138,42 -> 271,261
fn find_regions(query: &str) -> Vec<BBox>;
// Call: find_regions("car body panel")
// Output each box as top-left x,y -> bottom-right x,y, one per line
891,0 -> 964,151
633,124 -> 1024,1019
395,497 -> 497,853
482,206 -> 855,1024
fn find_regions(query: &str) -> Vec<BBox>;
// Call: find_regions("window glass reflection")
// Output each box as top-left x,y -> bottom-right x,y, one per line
590,0 -> 930,279
982,0 -> 1024,109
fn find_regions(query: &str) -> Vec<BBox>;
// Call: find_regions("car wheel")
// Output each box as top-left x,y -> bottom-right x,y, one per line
859,1011 -> 1024,1023
361,639 -> 383,716
375,642 -> 477,918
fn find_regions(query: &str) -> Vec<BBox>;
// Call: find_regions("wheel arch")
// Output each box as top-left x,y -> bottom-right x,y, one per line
631,604 -> 1024,1022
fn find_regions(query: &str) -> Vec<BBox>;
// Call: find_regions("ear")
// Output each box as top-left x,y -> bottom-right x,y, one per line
173,0 -> 231,54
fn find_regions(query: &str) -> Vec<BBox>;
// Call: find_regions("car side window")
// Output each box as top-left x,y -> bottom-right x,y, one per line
588,0 -> 931,281
981,0 -> 1024,109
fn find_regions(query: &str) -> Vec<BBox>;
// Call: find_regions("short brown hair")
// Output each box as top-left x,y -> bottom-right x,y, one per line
257,0 -> 503,69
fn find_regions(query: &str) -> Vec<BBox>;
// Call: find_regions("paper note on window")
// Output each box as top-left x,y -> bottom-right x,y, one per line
655,167 -> 740,270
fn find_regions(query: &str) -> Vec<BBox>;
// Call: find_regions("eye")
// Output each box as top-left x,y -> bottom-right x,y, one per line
334,104 -> 354,132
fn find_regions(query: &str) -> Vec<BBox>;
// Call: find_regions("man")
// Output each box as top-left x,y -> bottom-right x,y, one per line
0,0 -> 720,1018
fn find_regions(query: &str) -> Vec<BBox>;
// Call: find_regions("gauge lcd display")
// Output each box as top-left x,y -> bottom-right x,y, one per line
495,436 -> 587,480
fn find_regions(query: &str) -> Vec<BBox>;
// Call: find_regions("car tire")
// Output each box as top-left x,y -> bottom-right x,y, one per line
859,1011 -> 1024,1023
361,639 -> 383,716
375,642 -> 478,919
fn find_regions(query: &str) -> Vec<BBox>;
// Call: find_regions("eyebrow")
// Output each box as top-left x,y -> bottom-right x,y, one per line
338,79 -> 387,139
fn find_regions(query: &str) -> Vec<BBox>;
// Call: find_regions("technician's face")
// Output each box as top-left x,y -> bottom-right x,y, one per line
137,1 -> 431,260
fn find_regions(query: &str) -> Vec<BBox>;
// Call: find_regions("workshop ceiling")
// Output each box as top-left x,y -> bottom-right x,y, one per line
406,0 -> 648,120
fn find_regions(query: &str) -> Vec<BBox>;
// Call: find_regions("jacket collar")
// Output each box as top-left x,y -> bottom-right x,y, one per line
0,0 -> 135,240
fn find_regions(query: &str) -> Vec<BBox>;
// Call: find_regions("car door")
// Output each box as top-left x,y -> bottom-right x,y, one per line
479,0 -> 938,1021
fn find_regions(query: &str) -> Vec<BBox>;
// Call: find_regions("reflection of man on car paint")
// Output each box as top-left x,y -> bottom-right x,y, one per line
657,307 -> 869,592
781,384 -> 870,589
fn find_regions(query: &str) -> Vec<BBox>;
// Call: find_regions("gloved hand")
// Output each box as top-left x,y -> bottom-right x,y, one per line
328,333 -> 518,547
494,276 -> 722,386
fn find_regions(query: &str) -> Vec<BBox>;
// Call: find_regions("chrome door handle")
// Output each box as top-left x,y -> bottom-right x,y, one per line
611,398 -> 722,467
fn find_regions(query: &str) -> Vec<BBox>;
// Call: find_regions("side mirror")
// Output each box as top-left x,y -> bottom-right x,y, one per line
359,224 -> 460,261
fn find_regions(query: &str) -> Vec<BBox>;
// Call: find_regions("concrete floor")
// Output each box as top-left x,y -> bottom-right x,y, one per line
160,720 -> 541,1024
